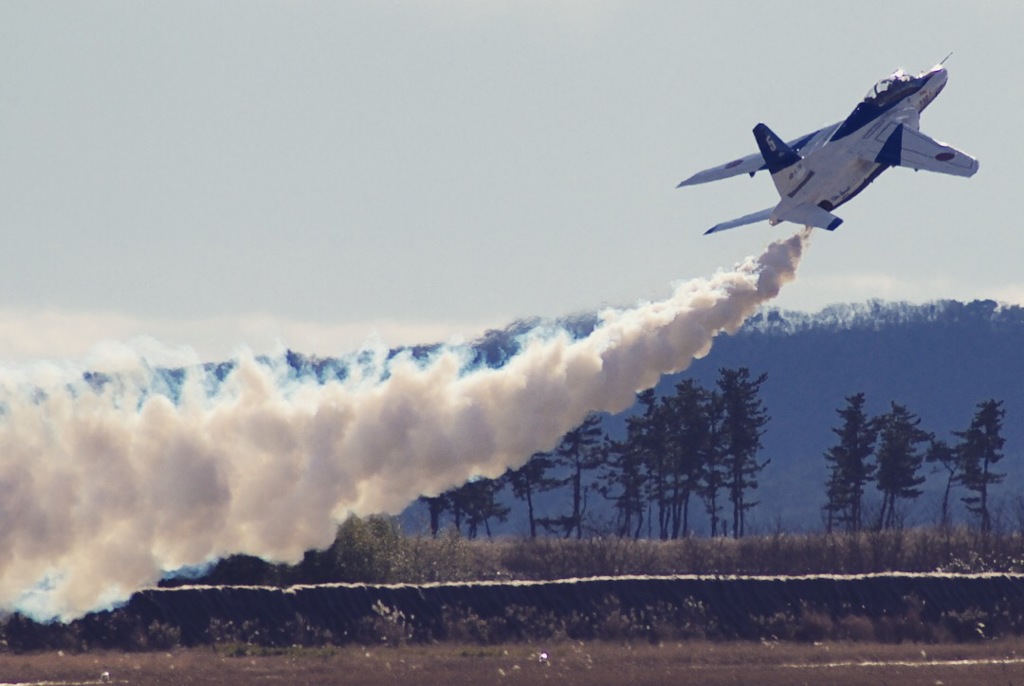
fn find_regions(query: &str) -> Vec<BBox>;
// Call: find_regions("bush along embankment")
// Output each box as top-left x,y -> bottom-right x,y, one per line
162,517 -> 1024,587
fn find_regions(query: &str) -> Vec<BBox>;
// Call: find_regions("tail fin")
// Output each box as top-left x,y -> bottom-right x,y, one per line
753,123 -> 801,173
755,123 -> 818,199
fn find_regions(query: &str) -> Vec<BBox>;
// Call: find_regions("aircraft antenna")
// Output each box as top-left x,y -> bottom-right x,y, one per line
940,52 -> 953,65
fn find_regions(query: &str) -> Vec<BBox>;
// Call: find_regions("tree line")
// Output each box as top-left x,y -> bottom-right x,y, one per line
823,393 -> 1006,534
420,368 -> 1009,540
422,367 -> 771,540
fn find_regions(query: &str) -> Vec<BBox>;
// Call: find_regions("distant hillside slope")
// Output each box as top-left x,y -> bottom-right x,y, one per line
662,299 -> 1024,531
402,300 -> 1024,535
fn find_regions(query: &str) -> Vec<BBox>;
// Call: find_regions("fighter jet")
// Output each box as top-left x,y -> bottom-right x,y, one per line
678,62 -> 978,235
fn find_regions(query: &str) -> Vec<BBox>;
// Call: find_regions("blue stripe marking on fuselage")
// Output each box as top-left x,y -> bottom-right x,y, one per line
830,73 -> 931,142
875,125 -> 904,166
831,102 -> 888,142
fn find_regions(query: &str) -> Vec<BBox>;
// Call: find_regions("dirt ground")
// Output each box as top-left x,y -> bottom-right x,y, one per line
1,640 -> 1023,685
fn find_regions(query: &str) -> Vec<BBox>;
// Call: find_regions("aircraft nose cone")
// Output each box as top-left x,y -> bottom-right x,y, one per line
927,66 -> 948,90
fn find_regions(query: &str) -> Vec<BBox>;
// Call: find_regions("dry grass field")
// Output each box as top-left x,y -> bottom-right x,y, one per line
1,639 -> 1023,685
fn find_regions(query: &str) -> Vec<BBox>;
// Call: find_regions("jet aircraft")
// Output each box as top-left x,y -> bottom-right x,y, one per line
678,62 -> 978,234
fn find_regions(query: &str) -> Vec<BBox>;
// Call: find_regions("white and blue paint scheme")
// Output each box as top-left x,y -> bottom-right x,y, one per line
679,62 -> 978,235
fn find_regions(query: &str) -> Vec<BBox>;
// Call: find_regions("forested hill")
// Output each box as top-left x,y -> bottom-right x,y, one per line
658,299 -> 1024,531
401,299 -> 1024,535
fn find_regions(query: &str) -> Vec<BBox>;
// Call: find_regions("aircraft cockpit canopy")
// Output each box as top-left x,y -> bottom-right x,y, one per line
864,70 -> 919,106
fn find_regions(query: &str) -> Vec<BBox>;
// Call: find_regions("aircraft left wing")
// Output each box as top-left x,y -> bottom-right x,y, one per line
677,150 -> 768,187
677,126 -> 831,187
863,122 -> 979,177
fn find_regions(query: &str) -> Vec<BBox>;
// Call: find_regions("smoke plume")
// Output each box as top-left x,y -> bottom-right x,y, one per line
0,229 -> 809,620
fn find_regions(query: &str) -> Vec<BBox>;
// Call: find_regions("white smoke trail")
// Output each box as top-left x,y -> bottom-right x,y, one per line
0,229 -> 810,620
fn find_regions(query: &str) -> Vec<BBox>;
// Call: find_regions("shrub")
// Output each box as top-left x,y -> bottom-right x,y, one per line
141,620 -> 181,650
329,515 -> 410,583
500,604 -> 565,642
794,605 -> 833,643
440,606 -> 494,644
404,527 -> 478,582
835,614 -> 875,641
353,601 -> 414,646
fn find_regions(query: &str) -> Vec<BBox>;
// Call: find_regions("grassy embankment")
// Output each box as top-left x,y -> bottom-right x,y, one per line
2,523 -> 1023,653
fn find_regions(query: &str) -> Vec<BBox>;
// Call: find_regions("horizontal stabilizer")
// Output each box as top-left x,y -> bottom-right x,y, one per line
704,208 -> 774,235
773,202 -> 843,231
703,202 -> 843,235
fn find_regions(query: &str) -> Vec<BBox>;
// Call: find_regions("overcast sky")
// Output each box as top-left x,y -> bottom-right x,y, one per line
1,1 -> 1020,361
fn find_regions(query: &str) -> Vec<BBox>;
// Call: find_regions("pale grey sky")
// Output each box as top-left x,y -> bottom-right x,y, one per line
1,1 -> 1020,361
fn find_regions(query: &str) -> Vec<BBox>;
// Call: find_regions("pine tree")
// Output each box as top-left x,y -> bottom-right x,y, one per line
660,379 -> 712,539
446,477 -> 509,539
699,389 -> 727,537
505,451 -> 558,539
418,494 -> 449,537
602,384 -> 710,540
925,438 -> 960,529
823,393 -> 878,532
600,392 -> 653,538
875,402 -> 930,530
542,413 -> 605,539
632,390 -> 672,539
955,399 -> 1006,533
716,368 -> 770,538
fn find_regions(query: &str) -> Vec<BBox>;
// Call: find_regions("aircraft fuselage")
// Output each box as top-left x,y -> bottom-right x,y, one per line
679,63 -> 974,235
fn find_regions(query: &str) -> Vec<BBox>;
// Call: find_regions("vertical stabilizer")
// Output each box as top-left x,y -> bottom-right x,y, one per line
754,123 -> 815,199
753,123 -> 801,173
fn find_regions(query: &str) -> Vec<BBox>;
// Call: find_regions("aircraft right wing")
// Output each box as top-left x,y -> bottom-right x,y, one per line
677,126 -> 831,187
864,122 -> 979,177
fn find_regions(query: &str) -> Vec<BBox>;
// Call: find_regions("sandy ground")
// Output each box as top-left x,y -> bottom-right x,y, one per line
0,640 -> 1023,685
